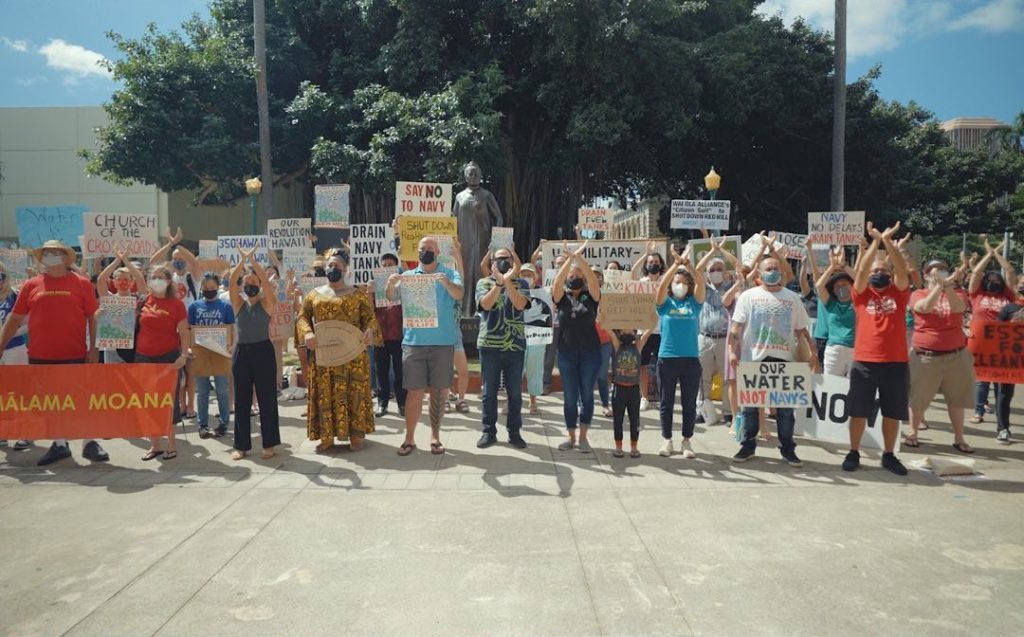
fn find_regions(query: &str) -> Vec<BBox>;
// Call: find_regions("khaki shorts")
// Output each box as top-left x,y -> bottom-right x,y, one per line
909,348 -> 975,412
402,345 -> 455,390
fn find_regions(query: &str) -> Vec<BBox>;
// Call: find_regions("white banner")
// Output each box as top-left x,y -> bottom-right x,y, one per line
670,200 -> 730,230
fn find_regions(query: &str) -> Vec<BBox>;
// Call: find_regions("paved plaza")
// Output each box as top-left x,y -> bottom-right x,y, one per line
1,392 -> 1022,637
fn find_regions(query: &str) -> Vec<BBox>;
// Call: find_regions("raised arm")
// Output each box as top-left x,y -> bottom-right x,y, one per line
576,245 -> 601,303
691,240 -> 719,304
122,254 -> 149,294
228,254 -> 247,312
630,242 -> 655,281
246,251 -> 277,313
96,254 -> 122,296
550,243 -> 574,304
150,226 -> 182,265
989,239 -> 1018,291
853,233 -> 882,294
874,222 -> 907,290
815,248 -> 844,304
656,248 -> 682,306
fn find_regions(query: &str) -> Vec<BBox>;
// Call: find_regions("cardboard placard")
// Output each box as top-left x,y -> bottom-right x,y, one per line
538,240 -> 665,273
400,275 -> 439,328
578,207 -> 611,233
267,218 -> 312,250
687,236 -> 742,274
198,240 -> 218,259
741,234 -> 783,267
793,373 -> 890,450
807,211 -> 865,246
773,232 -> 807,260
15,205 -> 86,248
372,266 -> 400,308
737,361 -> 812,408
96,295 -> 137,350
312,320 -> 366,367
490,227 -> 514,252
597,279 -> 658,330
282,247 -> 317,277
269,304 -> 294,341
350,224 -> 397,285
192,325 -> 234,376
970,321 -> 1024,384
82,213 -> 160,258
397,216 -> 458,261
217,235 -> 270,266
0,248 -> 32,285
670,200 -> 730,230
395,181 -> 452,216
314,184 -> 350,228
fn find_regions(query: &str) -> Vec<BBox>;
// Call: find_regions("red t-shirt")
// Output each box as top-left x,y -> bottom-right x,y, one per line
135,294 -> 187,357
970,288 -> 1016,323
910,288 -> 968,351
595,320 -> 611,345
12,272 -> 99,361
851,284 -> 911,363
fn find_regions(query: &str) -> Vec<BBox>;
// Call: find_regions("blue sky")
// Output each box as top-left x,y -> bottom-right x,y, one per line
1,0 -> 1022,124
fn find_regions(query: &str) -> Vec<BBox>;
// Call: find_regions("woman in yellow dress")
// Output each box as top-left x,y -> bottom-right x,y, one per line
296,249 -> 377,451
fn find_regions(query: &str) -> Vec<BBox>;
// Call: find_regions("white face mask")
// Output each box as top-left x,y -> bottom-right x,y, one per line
149,279 -> 169,294
934,269 -> 949,282
41,254 -> 64,267
672,283 -> 688,298
708,271 -> 724,285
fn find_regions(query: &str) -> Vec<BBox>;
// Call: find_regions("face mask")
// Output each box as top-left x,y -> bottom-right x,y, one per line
419,249 -> 436,265
984,279 -> 1004,293
869,273 -> 891,289
202,289 -> 219,300
933,269 -> 949,281
646,263 -> 663,275
761,270 -> 782,286
115,279 -> 132,291
835,286 -> 851,302
672,283 -> 688,298
148,279 -> 168,294
619,334 -> 636,346
708,271 -> 724,285
325,268 -> 343,283
314,267 -> 326,277
495,258 -> 513,275
172,259 -> 187,271
244,285 -> 260,298
566,277 -> 584,291
41,254 -> 64,267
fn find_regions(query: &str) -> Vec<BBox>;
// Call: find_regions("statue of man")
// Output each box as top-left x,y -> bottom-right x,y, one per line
453,161 -> 503,316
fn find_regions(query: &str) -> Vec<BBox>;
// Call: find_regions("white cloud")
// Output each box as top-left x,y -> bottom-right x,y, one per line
16,76 -> 47,87
1,36 -> 29,52
38,38 -> 111,80
950,0 -> 1024,32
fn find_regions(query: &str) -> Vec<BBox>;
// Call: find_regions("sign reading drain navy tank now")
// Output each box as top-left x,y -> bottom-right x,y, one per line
737,362 -> 811,408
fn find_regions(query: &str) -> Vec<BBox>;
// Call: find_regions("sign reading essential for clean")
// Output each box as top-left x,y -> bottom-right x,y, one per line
400,275 -> 440,328
793,373 -> 889,450
217,235 -> 270,266
686,236 -> 743,274
350,224 -> 397,285
539,240 -> 665,273
267,218 -> 312,250
970,321 -> 1024,384
16,206 -> 87,248
82,213 -> 160,258
372,266 -> 400,308
806,211 -> 865,246
578,207 -> 611,233
397,216 -> 458,261
670,200 -> 731,231
737,361 -> 812,408
395,181 -> 452,217
314,184 -> 350,228
597,279 -> 659,330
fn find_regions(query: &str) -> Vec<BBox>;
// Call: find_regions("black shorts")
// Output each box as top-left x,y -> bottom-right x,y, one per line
848,361 -> 909,421
641,334 -> 661,365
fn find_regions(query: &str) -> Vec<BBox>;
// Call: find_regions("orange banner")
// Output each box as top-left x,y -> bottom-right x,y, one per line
0,364 -> 177,440
970,321 -> 1024,384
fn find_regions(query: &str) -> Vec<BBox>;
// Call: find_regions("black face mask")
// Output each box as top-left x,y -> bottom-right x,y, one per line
314,267 -> 326,277
326,268 -> 343,283
646,264 -> 663,275
984,279 -> 1004,293
495,258 -> 512,275
566,277 -> 585,291
202,289 -> 219,300
619,334 -> 635,346
244,285 -> 260,298
869,273 -> 891,289
419,249 -> 436,265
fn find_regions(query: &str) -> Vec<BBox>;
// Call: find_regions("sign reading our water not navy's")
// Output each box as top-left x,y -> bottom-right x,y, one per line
737,361 -> 812,408
217,235 -> 270,266
670,200 -> 730,231
16,206 -> 87,248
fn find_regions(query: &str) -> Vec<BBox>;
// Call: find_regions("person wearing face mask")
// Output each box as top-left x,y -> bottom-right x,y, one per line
370,253 -> 406,418
966,238 -> 1018,425
95,251 -> 148,364
227,248 -> 281,460
632,244 -> 667,411
591,266 -> 615,418
814,248 -> 857,377
542,253 -> 569,394
842,222 -> 911,474
188,273 -> 236,438
297,249 -> 377,452
696,248 -> 742,426
0,241 -> 107,465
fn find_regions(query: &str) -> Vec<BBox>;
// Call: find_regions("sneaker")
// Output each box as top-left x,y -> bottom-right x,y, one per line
398,405 -> 406,418
732,447 -> 755,463
658,439 -> 674,457
13,440 -> 32,450
214,426 -> 228,438
198,426 -> 212,439
508,433 -> 527,449
374,404 -> 388,417
881,452 -> 908,476
82,440 -> 109,462
640,398 -> 650,411
680,438 -> 696,459
557,440 -> 576,451
476,433 -> 498,448
37,442 -> 72,466
841,450 -> 861,472
997,429 -> 1010,444
780,448 -> 803,467
578,439 -> 592,453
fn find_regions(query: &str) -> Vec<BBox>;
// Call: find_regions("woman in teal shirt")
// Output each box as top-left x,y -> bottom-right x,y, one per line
814,250 -> 856,377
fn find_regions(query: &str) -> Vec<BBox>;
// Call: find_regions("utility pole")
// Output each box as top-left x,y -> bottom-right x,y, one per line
253,0 -> 274,223
831,0 -> 846,212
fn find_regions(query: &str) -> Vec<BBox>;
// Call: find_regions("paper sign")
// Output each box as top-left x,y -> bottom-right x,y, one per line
282,247 -> 317,277
198,240 -> 218,259
269,304 -> 295,341
372,266 -> 400,307
267,218 -> 312,250
96,295 -> 137,349
970,321 -> 1024,384
598,279 -> 658,330
773,232 -> 807,260
314,184 -> 350,228
525,326 -> 553,346
400,275 -> 439,328
298,276 -> 327,297
687,236 -> 742,274
81,213 -> 159,258
741,234 -> 783,267
807,211 -> 865,246
578,208 -> 611,233
395,181 -> 452,216
539,240 -> 665,273
737,361 -> 812,408
217,235 -> 270,266
670,200 -> 730,231
524,287 -> 553,330
397,216 -> 458,261
0,248 -> 32,285
193,325 -> 231,358
490,227 -> 514,252
793,374 -> 889,450
191,325 -> 233,376
350,224 -> 397,285
16,206 -> 87,248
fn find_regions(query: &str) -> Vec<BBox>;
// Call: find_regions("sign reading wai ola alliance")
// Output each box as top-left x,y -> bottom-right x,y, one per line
394,181 -> 452,216
670,200 -> 731,231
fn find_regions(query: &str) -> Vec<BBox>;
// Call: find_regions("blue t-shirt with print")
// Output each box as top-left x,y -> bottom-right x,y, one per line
1,291 -> 26,349
657,295 -> 702,358
401,263 -> 463,347
188,298 -> 236,326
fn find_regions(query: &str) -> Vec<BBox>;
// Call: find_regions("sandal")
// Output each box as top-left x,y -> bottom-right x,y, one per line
163,450 -> 177,460
629,449 -> 641,458
141,449 -> 163,461
969,415 -> 984,424
952,441 -> 975,454
430,441 -> 446,455
612,448 -> 624,458
529,404 -> 540,415
455,400 -> 469,414
444,401 -> 454,414
231,450 -> 246,460
397,442 -> 416,456
904,434 -> 920,448
315,443 -> 335,453
603,407 -> 613,418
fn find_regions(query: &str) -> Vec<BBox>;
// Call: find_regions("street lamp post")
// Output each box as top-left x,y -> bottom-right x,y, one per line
704,167 -> 722,236
245,177 -> 262,234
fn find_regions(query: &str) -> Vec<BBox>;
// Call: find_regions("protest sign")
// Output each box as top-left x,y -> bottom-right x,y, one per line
970,321 -> 1024,384
96,295 -> 137,350
490,227 -> 514,252
598,279 -> 658,330
282,247 -> 317,277
400,275 -> 439,328
807,211 -> 865,246
670,200 -> 730,231
525,287 -> 554,330
269,304 -> 295,342
16,205 -> 87,248
298,276 -> 327,297
0,364 -> 176,440
578,207 -> 611,233
740,234 -> 783,267
601,268 -> 632,286
311,320 -> 366,367
810,246 -> 831,269
267,218 -> 312,249
687,236 -> 742,274
539,240 -> 665,273
397,216 -> 458,261
526,327 -> 553,346
793,373 -> 889,450
193,325 -> 232,358
217,235 -> 270,266
737,362 -> 812,408
314,184 -> 350,228
81,213 -> 159,258
395,181 -> 452,216
372,266 -> 400,307
198,240 -> 218,259
0,248 -> 32,285
192,325 -> 233,376
773,232 -> 807,260
350,224 -> 397,285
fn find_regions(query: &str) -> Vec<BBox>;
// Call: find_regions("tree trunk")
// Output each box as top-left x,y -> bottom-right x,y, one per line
253,0 -> 275,222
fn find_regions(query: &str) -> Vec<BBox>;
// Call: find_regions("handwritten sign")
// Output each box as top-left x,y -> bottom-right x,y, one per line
267,218 -> 312,249
282,247 -> 316,277
687,236 -> 742,274
373,266 -> 400,308
269,304 -> 295,341
96,295 -> 137,349
395,181 -> 452,217
314,184 -> 350,228
970,321 -> 1024,384
670,200 -> 730,231
737,362 -> 812,408
807,211 -> 865,246
350,224 -> 397,285
217,235 -> 269,266
198,240 -> 218,259
539,240 -> 665,273
16,206 -> 86,248
0,248 -> 32,285
578,208 -> 611,233
400,275 -> 439,328
740,234 -> 783,267
490,227 -> 514,253
598,279 -> 658,330
794,373 -> 889,450
81,213 -> 159,258
772,232 -> 807,260
397,216 -> 458,261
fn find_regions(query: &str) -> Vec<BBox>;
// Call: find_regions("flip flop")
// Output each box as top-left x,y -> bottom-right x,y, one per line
163,450 -> 177,460
612,448 -> 624,458
397,442 -> 416,456
903,435 -> 920,448
455,400 -> 470,414
141,449 -> 163,461
629,449 -> 641,458
952,441 -> 975,454
430,442 -> 446,455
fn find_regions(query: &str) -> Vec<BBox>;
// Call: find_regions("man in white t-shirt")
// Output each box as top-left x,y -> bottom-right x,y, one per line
728,257 -> 818,466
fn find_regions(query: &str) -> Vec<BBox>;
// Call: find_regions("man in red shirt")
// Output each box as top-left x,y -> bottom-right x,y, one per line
0,240 -> 106,465
844,222 -> 910,475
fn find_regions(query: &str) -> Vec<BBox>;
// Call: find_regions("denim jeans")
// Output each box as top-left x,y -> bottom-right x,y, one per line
741,406 -> 796,453
196,375 -> 230,428
480,348 -> 525,435
657,357 -> 702,439
996,383 -> 1015,432
558,348 -> 601,429
596,341 -> 613,408
975,381 -> 992,416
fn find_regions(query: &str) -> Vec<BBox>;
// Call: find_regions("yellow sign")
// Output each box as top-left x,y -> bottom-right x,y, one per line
397,216 -> 458,261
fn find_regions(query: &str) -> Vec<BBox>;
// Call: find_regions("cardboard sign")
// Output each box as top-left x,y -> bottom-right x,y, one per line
192,325 -> 233,376
0,363 -> 176,440
670,200 -> 730,231
970,321 -> 1024,384
687,236 -> 742,274
268,304 -> 295,342
282,247 -> 317,276
793,373 -> 889,450
578,207 -> 611,233
217,235 -> 270,266
312,320 -> 366,367
525,326 -> 553,346
267,218 -> 312,250
96,295 -> 137,350
81,213 -> 159,258
807,211 -> 865,246
395,181 -> 452,216
314,184 -> 350,228
737,361 -> 812,408
397,216 -> 458,261
350,224 -> 397,285
198,240 -> 218,259
490,227 -> 514,252
539,240 -> 665,273
372,266 -> 400,308
773,232 -> 807,260
400,275 -> 439,328
0,248 -> 32,285
15,206 -> 87,248
741,234 -> 783,267
598,279 -> 658,330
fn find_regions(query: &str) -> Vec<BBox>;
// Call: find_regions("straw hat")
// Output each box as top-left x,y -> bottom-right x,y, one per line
31,240 -> 77,264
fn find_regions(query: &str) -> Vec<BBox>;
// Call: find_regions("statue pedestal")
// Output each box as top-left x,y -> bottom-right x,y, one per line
460,316 -> 480,359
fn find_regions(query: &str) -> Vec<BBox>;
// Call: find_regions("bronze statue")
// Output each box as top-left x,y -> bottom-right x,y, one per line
453,161 -> 503,316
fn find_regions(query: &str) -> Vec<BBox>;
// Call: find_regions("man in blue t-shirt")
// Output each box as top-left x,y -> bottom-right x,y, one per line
188,273 -> 236,438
